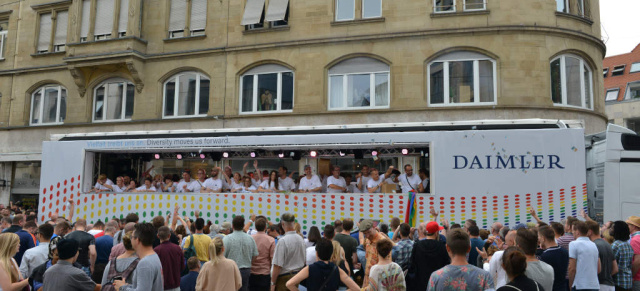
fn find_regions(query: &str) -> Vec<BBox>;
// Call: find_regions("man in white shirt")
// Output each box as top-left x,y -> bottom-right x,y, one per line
93,174 -> 114,192
366,167 -> 394,193
297,165 -> 322,193
20,223 -> 53,278
202,167 -> 225,193
177,169 -> 199,193
398,164 -> 422,193
356,165 -> 371,193
278,166 -> 296,192
327,166 -> 347,193
135,177 -> 157,192
568,221 -> 601,291
489,230 -> 517,289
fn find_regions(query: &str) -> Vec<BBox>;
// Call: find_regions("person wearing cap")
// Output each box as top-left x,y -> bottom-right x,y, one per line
42,239 -> 97,291
177,169 -> 199,193
271,213 -> 306,291
297,165 -> 322,193
360,219 -> 387,286
627,216 -> 640,290
406,221 -> 450,291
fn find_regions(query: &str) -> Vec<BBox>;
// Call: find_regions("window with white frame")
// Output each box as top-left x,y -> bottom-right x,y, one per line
80,0 -> 132,42
0,21 -> 7,59
550,55 -> 593,109
605,89 -> 619,102
434,0 -> 455,13
240,64 -> 294,113
603,68 -> 608,78
163,72 -> 210,118
169,0 -> 207,38
556,0 -> 568,13
93,79 -> 135,122
30,85 -> 67,125
631,62 -> 640,73
335,0 -> 355,21
362,0 -> 382,18
428,51 -> 496,106
626,82 -> 640,100
611,65 -> 625,76
329,57 -> 390,110
464,0 -> 485,11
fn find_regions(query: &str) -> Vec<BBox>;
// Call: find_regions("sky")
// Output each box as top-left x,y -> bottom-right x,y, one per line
600,0 -> 640,57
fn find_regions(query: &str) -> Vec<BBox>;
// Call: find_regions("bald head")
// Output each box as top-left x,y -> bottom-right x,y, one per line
124,222 -> 136,233
491,222 -> 503,236
505,230 -> 517,247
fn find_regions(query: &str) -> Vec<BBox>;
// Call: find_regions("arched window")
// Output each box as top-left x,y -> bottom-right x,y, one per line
93,78 -> 135,122
427,51 -> 496,106
328,57 -> 390,110
30,85 -> 67,125
550,54 -> 593,109
240,64 -> 294,114
163,72 -> 210,118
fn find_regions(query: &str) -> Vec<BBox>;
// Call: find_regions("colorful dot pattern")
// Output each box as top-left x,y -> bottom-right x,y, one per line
39,177 -> 588,230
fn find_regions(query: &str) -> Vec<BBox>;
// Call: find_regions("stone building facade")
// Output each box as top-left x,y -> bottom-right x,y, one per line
0,0 -> 606,205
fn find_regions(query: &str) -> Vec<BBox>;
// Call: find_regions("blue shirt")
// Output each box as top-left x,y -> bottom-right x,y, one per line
468,237 -> 485,265
540,246 -> 569,291
95,235 -> 114,264
180,271 -> 199,291
15,229 -> 35,265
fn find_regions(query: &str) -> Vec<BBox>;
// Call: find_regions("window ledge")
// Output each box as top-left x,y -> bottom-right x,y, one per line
162,114 -> 209,119
243,25 -> 291,35
29,122 -> 64,127
239,110 -> 294,116
552,103 -> 593,111
30,51 -> 66,58
331,17 -> 385,26
163,34 -> 207,43
67,36 -> 148,47
430,10 -> 489,18
555,12 -> 593,26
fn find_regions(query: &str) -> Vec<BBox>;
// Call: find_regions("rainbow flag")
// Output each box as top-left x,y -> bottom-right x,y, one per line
405,190 -> 418,227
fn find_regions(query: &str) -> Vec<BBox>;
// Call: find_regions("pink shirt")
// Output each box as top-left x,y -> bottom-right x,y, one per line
109,243 -> 126,261
631,231 -> 640,281
250,232 -> 275,275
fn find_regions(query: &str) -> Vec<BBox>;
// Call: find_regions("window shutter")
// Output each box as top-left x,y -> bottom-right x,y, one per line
80,0 -> 91,38
169,0 -> 187,32
265,0 -> 289,22
95,0 -> 115,36
37,13 -> 52,52
118,0 -> 129,33
241,0 -> 266,25
54,11 -> 68,46
190,0 -> 207,31
0,32 -> 5,58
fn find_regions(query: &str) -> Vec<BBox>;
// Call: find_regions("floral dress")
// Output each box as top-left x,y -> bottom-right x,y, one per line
368,262 -> 406,291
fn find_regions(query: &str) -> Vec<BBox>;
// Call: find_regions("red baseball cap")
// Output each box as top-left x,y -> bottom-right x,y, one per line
426,221 -> 444,234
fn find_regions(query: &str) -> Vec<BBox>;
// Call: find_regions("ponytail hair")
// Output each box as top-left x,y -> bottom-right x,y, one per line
208,237 -> 224,264
502,246 -> 527,278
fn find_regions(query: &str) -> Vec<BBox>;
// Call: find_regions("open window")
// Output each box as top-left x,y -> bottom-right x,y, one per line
434,0 -> 455,13
605,89 -> 619,102
611,65 -> 625,76
240,64 -> 294,114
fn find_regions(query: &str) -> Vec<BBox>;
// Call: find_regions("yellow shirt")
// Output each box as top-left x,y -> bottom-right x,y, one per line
184,233 -> 212,262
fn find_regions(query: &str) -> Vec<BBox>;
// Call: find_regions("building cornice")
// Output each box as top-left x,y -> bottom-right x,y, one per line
30,0 -> 72,12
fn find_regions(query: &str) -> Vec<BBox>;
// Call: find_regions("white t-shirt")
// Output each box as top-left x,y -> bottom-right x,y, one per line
112,184 -> 126,193
240,185 -> 257,193
326,176 -> 347,193
94,179 -> 114,191
305,246 -> 317,266
366,175 -> 386,193
229,179 -> 243,191
568,237 -> 600,290
251,178 -> 262,188
346,183 -> 358,193
202,177 -> 224,192
176,179 -> 199,193
298,175 -> 322,191
136,185 -> 156,192
398,173 -> 422,193
278,177 -> 296,191
357,176 -> 372,193
259,180 -> 283,191
489,250 -> 507,288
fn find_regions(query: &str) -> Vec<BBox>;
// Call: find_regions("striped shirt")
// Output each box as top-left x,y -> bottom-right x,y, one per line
557,233 -> 575,250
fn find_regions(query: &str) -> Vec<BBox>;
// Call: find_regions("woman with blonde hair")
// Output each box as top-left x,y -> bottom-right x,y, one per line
0,233 -> 30,291
195,237 -> 242,291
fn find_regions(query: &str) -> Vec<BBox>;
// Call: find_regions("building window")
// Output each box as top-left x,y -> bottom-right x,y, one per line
434,0 -> 455,13
627,118 -> 640,134
0,21 -> 7,59
80,0 -> 132,42
463,0 -> 486,11
93,79 -> 135,122
265,0 -> 290,27
242,0 -> 268,30
428,51 -> 496,106
577,0 -> 590,18
329,57 -> 390,110
54,11 -> 68,52
631,62 -> 640,74
335,0 -> 355,21
240,64 -> 294,114
556,0 -> 568,13
30,85 -> 67,125
611,65 -> 625,76
168,0 -> 207,38
37,13 -> 52,53
163,72 -> 210,118
605,89 -> 619,102
626,82 -> 640,100
362,0 -> 382,18
603,68 -> 608,78
550,55 -> 593,109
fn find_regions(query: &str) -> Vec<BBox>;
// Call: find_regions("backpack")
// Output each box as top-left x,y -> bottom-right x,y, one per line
101,257 -> 140,291
182,234 -> 197,275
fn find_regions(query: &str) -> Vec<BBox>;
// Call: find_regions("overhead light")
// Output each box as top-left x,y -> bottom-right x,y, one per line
278,152 -> 285,158
154,154 -> 160,160
222,152 -> 229,158
290,151 -> 301,161
200,154 -> 206,159
339,151 -> 346,157
371,150 -> 378,156
310,151 -> 317,158
176,154 -> 182,160
401,149 -> 409,155
250,152 -> 256,158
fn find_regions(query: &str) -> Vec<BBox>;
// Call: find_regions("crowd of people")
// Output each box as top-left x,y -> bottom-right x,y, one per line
91,162 -> 431,194
1,197 -> 639,291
